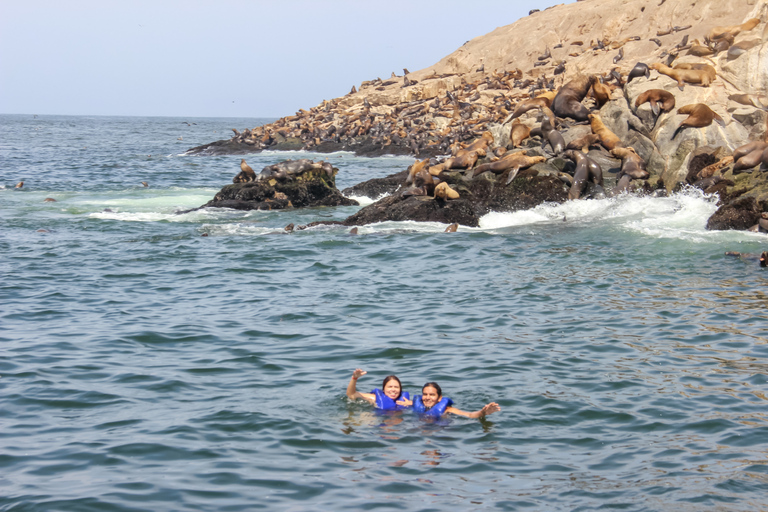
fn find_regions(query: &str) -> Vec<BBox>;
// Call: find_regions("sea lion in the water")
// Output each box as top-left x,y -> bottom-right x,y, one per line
672,104 -> 725,139
444,223 -> 458,233
611,147 -> 650,180
589,113 -> 621,150
650,62 -> 715,90
15,181 -> 23,189
434,181 -> 460,200
634,89 -> 676,116
552,75 -> 595,122
141,181 -> 149,187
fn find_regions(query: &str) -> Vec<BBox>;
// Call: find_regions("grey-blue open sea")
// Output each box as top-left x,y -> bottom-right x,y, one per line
1,114 -> 767,512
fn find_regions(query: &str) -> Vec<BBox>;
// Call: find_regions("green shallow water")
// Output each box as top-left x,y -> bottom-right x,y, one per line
1,114 -> 768,511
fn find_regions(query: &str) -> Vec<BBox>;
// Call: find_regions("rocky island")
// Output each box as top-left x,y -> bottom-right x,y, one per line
191,0 -> 768,232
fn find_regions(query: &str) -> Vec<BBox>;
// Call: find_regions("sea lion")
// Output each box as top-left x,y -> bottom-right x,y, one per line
611,174 -> 633,195
733,141 -> 768,164
565,133 -> 600,153
649,62 -> 715,90
564,150 -> 603,186
590,80 -> 612,108
428,148 -> 486,176
444,223 -> 459,233
504,97 -> 551,123
233,159 -> 257,183
747,212 -> 768,233
43,198 -> 56,202
697,156 -> 733,179
589,113 -> 621,150
434,182 -> 460,200
406,158 -> 431,185
728,93 -> 768,109
141,181 -> 149,187
726,250 -> 768,265
672,104 -> 725,139
733,148 -> 766,172
15,181 -> 23,189
568,157 -> 590,200
611,147 -> 650,180
472,152 -> 545,184
552,75 -> 595,121
634,89 -> 676,116
626,63 -> 650,84
539,117 -> 565,155
510,122 -> 532,147
707,18 -> 760,42
349,227 -> 359,235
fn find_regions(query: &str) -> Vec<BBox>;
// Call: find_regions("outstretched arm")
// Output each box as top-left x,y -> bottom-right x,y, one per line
346,369 -> 375,404
445,402 -> 500,419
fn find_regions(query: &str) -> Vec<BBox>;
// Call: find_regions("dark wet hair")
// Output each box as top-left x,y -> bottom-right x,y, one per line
382,375 -> 402,399
422,382 -> 442,398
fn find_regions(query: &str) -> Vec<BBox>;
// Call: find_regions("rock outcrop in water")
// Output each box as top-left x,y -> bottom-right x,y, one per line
199,159 -> 358,211
190,0 -> 768,229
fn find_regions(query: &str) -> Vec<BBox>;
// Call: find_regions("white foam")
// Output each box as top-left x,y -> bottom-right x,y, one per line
345,192 -> 390,206
479,188 -> 724,241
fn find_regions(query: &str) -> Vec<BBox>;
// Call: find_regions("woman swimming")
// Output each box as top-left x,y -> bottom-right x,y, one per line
346,368 -> 410,410
407,382 -> 500,419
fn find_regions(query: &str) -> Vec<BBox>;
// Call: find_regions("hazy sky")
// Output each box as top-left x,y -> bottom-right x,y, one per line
1,0 -> 573,118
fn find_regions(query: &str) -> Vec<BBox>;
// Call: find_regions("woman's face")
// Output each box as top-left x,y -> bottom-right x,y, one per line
422,385 -> 440,408
384,379 -> 401,399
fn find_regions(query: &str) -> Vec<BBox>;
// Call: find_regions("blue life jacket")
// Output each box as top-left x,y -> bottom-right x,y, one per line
372,389 -> 411,410
413,395 -> 453,417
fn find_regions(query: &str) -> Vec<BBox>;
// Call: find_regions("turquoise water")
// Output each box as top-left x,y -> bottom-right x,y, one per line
1,114 -> 767,511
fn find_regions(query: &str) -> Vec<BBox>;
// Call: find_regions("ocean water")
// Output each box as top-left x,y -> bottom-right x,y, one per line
1,114 -> 767,512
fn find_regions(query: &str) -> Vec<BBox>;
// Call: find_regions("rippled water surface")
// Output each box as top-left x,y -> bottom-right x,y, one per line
1,114 -> 767,511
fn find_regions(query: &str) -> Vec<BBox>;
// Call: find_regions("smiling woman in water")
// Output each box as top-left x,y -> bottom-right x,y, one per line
406,382 -> 500,419
346,368 -> 411,410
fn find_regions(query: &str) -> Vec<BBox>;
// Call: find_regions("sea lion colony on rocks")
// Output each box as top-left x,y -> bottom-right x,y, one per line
190,1 -> 768,232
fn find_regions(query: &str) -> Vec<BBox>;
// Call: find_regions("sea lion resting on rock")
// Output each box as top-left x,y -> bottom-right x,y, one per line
503,96 -> 552,123
733,141 -> 768,172
472,151 -> 546,184
589,113 -> 621,150
610,147 -> 650,180
672,104 -> 725,139
707,18 -> 760,42
434,182 -> 460,200
747,212 -> 768,234
510,121 -> 532,148
538,116 -> 565,155
649,63 -> 715,90
552,75 -> 596,122
258,159 -> 334,181
428,148 -> 487,176
697,156 -> 733,179
635,89 -> 676,116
